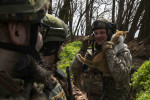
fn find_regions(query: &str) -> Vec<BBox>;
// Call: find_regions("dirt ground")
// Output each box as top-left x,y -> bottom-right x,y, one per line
127,38 -> 150,70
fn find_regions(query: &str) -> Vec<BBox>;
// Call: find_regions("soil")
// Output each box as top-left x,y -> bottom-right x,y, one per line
127,38 -> 150,70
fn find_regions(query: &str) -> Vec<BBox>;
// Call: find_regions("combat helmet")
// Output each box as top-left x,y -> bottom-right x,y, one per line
42,14 -> 69,43
92,18 -> 117,40
40,14 -> 69,62
0,0 -> 49,22
0,0 -> 50,62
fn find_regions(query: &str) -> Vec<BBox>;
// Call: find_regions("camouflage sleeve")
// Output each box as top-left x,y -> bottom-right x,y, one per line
70,49 -> 88,88
71,49 -> 92,76
71,49 -> 86,78
104,47 -> 132,81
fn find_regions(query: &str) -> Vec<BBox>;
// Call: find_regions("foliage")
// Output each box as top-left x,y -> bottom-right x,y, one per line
136,90 -> 150,100
57,41 -> 82,75
131,59 -> 150,99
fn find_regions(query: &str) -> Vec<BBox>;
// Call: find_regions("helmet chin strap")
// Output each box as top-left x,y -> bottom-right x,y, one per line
40,41 -> 63,64
54,46 -> 60,64
30,22 -> 42,63
43,44 -> 61,64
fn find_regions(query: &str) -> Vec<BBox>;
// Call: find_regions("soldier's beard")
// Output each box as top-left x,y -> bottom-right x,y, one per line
12,54 -> 51,84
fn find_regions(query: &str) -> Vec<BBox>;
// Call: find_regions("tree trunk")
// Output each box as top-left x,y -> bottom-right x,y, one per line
117,0 -> 125,30
85,0 -> 91,36
70,15 -> 74,42
59,0 -> 71,24
126,0 -> 145,43
48,0 -> 52,14
138,0 -> 150,44
69,1 -> 74,42
112,0 -> 115,23
124,0 -> 135,31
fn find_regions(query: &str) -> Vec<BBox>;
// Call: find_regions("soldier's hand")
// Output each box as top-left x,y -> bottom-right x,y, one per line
102,41 -> 114,51
81,35 -> 94,51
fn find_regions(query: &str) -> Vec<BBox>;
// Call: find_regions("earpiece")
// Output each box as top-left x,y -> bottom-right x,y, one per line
91,32 -> 94,37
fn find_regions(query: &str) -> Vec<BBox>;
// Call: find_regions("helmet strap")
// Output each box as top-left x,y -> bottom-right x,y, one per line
54,45 -> 61,64
92,41 -> 103,55
30,23 -> 38,48
41,42 -> 62,64
29,22 -> 42,63
92,40 -> 95,55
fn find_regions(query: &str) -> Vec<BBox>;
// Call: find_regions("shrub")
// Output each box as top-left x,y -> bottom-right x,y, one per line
57,41 -> 82,75
131,59 -> 150,99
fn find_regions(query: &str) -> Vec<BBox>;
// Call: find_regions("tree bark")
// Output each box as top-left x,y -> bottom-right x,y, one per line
138,0 -> 150,44
112,0 -> 115,23
59,0 -> 71,24
117,0 -> 125,30
126,0 -> 145,43
48,0 -> 52,14
69,1 -> 74,42
124,0 -> 135,31
85,0 -> 93,36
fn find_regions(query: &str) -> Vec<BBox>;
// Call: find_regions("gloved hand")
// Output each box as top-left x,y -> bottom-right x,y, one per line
81,35 -> 94,51
102,41 -> 114,51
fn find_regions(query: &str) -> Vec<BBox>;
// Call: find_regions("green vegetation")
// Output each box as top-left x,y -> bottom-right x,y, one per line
57,41 -> 82,75
132,59 -> 150,100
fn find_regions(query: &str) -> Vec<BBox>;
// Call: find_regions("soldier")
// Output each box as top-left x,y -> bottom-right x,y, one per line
40,14 -> 69,100
71,18 -> 132,100
0,0 -> 50,100
40,14 -> 87,100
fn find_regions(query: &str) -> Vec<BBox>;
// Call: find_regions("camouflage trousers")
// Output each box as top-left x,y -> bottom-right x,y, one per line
103,89 -> 129,100
87,92 -> 101,100
87,89 -> 129,100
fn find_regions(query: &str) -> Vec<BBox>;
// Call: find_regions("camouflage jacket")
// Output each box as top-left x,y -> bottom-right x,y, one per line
38,61 -> 67,100
41,60 -> 87,100
71,46 -> 132,99
0,71 -> 47,100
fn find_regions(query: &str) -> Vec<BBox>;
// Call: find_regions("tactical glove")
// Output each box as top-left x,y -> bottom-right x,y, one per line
81,35 -> 94,51
102,41 -> 114,51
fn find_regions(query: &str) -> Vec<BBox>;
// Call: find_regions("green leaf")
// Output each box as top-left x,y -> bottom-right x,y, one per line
57,41 -> 82,76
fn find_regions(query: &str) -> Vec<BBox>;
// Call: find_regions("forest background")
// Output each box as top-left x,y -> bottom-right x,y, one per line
48,0 -> 150,99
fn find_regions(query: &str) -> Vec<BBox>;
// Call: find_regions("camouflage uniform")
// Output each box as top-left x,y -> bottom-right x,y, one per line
0,66 -> 48,100
40,14 -> 69,100
40,14 -> 87,100
40,62 -> 67,100
0,0 -> 49,100
71,45 -> 132,100
0,71 -> 25,100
